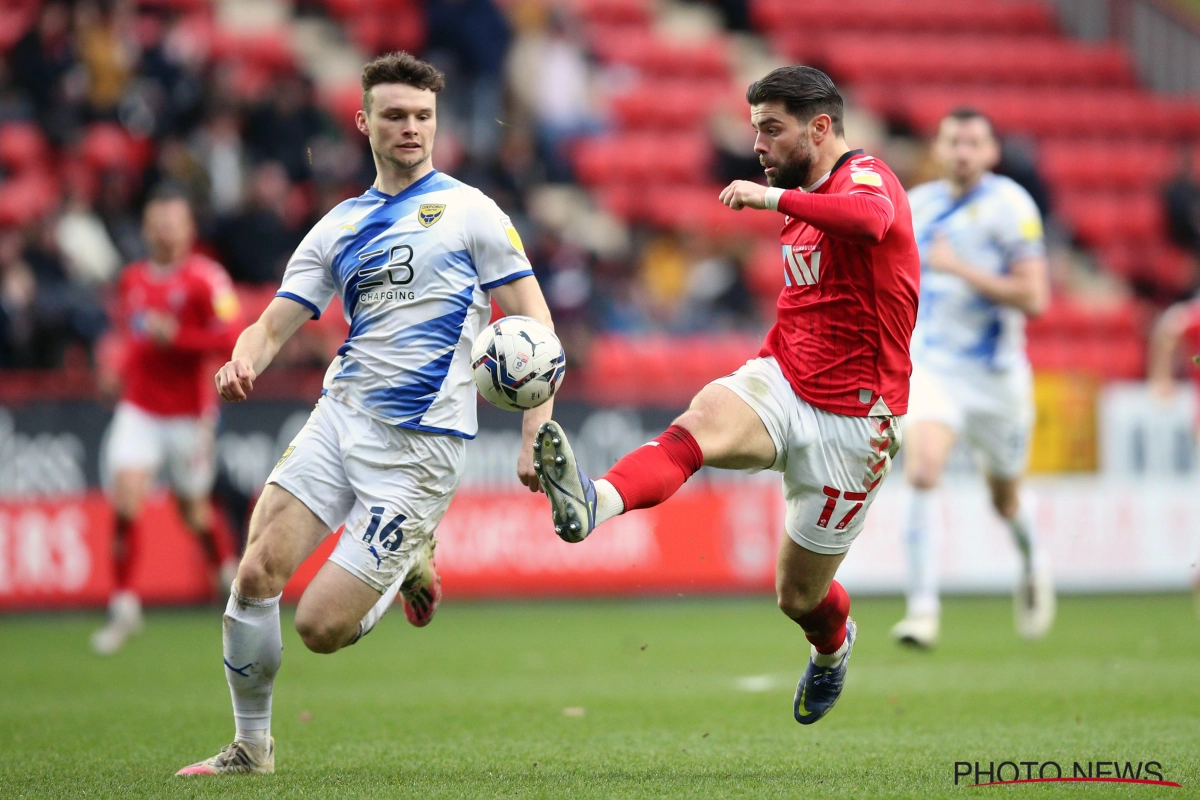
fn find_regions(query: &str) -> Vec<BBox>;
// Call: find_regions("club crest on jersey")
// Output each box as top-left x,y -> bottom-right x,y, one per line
418,204 -> 446,227
783,245 -> 821,287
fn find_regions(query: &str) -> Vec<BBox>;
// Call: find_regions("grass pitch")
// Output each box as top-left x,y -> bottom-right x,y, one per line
0,594 -> 1197,799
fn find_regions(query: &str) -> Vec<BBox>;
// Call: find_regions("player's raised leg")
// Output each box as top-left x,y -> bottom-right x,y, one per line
177,484 -> 330,776
777,538 -> 854,724
989,476 -> 1054,640
892,419 -> 957,649
534,382 -> 776,542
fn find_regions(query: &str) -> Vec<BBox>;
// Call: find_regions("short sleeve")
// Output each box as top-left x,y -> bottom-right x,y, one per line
276,223 -> 337,319
994,183 -> 1046,265
467,194 -> 535,291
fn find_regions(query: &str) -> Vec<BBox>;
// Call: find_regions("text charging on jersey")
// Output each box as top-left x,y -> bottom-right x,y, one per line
275,170 -> 534,439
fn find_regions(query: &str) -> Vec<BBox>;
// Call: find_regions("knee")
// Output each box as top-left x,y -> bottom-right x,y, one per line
234,549 -> 289,598
294,614 -> 350,655
777,583 -> 824,620
907,461 -> 941,491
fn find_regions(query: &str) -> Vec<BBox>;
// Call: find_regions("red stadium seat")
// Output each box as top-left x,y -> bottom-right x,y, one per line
0,122 -> 49,174
590,29 -> 731,80
609,80 -> 735,131
0,172 -> 60,226
570,0 -> 653,27
750,0 -> 1055,35
572,133 -> 712,186
1039,141 -> 1178,192
79,123 -> 153,174
210,30 -> 294,71
1057,192 -> 1165,247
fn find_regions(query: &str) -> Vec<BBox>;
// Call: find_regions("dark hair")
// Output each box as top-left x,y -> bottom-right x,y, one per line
746,66 -> 844,136
361,51 -> 445,113
146,181 -> 192,209
944,107 -> 995,137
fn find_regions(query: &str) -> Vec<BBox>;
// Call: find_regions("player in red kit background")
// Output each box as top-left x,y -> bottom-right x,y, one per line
92,186 -> 242,656
532,67 -> 919,723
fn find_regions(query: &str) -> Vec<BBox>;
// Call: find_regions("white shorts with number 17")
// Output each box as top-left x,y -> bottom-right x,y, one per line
713,357 -> 902,555
267,395 -> 466,593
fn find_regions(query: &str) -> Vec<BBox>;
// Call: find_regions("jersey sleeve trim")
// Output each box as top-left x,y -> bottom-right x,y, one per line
480,269 -> 534,291
275,291 -> 322,319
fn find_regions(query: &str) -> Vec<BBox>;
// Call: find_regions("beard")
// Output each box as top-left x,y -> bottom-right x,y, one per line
763,140 -> 814,190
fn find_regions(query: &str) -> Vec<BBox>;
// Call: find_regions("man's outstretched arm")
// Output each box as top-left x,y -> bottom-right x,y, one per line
215,297 -> 315,402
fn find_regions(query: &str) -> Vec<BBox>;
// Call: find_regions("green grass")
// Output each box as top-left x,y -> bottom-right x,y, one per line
1,595 -> 1198,798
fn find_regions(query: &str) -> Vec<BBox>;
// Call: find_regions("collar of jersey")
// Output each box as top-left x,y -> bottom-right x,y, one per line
366,170 -> 441,202
801,149 -> 864,193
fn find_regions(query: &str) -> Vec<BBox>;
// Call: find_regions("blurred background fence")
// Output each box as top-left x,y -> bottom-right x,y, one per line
0,0 -> 1198,609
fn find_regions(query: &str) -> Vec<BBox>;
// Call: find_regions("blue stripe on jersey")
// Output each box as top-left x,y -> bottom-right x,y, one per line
275,291 -> 322,319
358,283 -> 475,422
331,171 -> 459,318
480,269 -> 534,291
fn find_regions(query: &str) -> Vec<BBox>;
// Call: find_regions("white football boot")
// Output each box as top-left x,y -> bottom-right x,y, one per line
90,591 -> 144,656
176,738 -> 274,776
890,613 -> 940,649
1014,558 -> 1056,640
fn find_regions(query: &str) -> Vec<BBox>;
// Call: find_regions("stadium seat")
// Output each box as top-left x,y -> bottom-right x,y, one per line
0,122 -> 49,174
572,133 -> 712,186
0,172 -> 60,227
1057,192 -> 1164,247
1039,141 -> 1178,192
210,30 -> 294,71
570,0 -> 653,27
590,29 -> 731,80
750,0 -> 1055,35
609,80 -> 735,131
79,123 -> 153,174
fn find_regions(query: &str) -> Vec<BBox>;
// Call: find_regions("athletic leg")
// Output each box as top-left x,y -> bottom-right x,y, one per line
893,420 -> 956,646
92,468 -> 152,655
988,475 -> 1055,640
535,370 -> 777,542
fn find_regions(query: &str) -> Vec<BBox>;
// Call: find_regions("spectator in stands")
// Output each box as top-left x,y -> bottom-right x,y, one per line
213,161 -> 300,285
9,1 -> 83,143
427,0 -> 511,161
96,170 -> 146,264
56,184 -> 122,286
507,5 -> 600,182
0,230 -> 37,366
191,107 -> 245,217
145,135 -> 211,219
1164,148 -> 1200,254
75,0 -> 135,120
244,74 -> 329,182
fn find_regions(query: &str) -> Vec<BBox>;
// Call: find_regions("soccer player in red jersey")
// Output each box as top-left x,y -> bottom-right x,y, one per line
92,186 -> 242,655
533,67 -> 920,723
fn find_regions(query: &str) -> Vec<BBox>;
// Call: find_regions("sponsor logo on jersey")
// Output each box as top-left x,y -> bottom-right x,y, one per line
851,170 -> 883,186
418,204 -> 446,227
783,245 -> 821,286
275,445 -> 294,468
505,223 -> 525,252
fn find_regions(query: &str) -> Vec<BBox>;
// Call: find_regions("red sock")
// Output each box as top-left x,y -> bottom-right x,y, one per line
603,425 -> 704,511
796,581 -> 850,654
113,515 -> 138,591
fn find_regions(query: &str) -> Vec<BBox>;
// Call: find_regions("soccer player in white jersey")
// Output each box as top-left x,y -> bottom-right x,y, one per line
177,52 -> 555,776
892,108 -> 1054,649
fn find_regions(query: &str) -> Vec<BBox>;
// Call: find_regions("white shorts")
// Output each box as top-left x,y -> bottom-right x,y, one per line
103,401 -> 216,500
906,361 -> 1034,479
267,395 -> 466,593
713,357 -> 902,555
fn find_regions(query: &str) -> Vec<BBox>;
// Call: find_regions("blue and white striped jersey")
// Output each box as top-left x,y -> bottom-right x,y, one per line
907,173 -> 1044,372
276,170 -> 533,438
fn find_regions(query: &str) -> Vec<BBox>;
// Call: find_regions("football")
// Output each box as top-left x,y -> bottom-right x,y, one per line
471,316 -> 566,411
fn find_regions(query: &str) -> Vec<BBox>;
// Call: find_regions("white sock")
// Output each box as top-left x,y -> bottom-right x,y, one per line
352,578 -> 402,644
1004,489 -> 1040,575
223,587 -> 282,748
812,637 -> 849,667
903,486 -> 942,619
594,479 -> 625,526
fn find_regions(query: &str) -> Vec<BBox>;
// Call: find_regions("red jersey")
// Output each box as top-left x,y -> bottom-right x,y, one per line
114,253 -> 241,417
1183,302 -> 1200,400
760,150 -> 920,416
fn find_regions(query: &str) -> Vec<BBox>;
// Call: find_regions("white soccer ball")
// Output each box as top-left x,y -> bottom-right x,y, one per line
471,315 -> 566,411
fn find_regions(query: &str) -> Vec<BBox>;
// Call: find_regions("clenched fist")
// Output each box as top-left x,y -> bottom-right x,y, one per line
719,180 -> 770,211
215,357 -> 257,402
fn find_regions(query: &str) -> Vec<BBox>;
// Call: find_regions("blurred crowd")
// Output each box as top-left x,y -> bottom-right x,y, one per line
0,0 -> 1196,374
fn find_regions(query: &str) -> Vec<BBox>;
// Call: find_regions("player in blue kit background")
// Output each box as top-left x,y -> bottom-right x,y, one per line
178,52 -> 555,776
892,108 -> 1054,649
